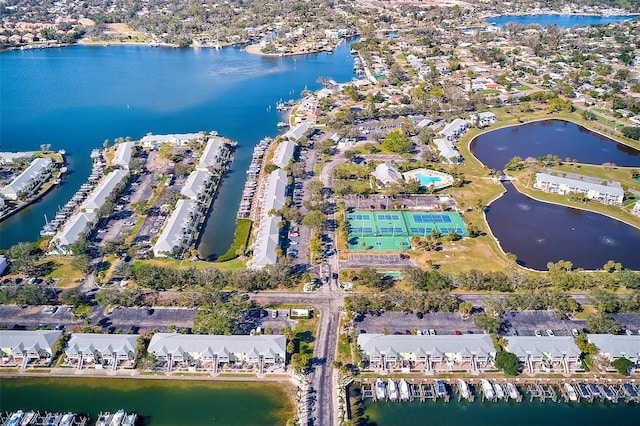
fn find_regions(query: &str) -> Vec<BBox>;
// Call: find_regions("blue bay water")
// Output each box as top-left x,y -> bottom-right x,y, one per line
486,14 -> 637,28
0,42 -> 356,256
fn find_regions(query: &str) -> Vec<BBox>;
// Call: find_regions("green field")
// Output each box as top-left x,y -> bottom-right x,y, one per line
346,210 -> 467,251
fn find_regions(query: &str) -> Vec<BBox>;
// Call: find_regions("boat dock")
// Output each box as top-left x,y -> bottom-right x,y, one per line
237,137 -> 274,220
0,411 -> 90,426
352,378 -> 640,406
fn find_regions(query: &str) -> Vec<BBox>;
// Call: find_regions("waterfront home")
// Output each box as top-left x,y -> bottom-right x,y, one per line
0,151 -> 34,165
153,199 -> 201,258
147,333 -> 286,374
271,139 -> 296,169
504,336 -> 581,374
81,169 -> 129,213
438,118 -> 468,141
587,334 -> 640,371
433,138 -> 463,164
249,169 -> 288,269
65,333 -> 138,370
533,172 -> 624,205
50,212 -> 98,255
284,122 -> 314,141
140,132 -> 205,148
469,111 -> 497,127
180,170 -> 214,202
0,157 -> 53,200
0,330 -> 62,369
112,141 -> 135,169
357,334 -> 496,374
631,199 -> 640,217
371,163 -> 403,186
196,137 -> 229,172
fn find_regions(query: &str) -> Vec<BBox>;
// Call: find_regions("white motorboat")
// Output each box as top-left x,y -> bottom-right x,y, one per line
481,379 -> 495,400
109,410 -> 125,426
564,383 -> 578,402
506,382 -> 520,400
399,379 -> 410,401
375,378 -> 386,400
457,379 -> 471,400
95,412 -> 112,426
6,411 -> 24,426
59,413 -> 74,426
20,412 -> 36,426
121,413 -> 137,426
387,379 -> 399,402
493,382 -> 505,399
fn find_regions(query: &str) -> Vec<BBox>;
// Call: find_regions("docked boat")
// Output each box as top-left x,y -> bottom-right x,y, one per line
121,413 -> 137,426
109,410 -> 125,426
563,383 -> 578,402
436,379 -> 447,398
599,384 -> 616,402
60,166 -> 68,174
399,379 -> 410,401
53,178 -> 62,185
577,382 -> 591,399
95,412 -> 112,426
493,382 -> 505,400
58,149 -> 66,155
457,379 -> 471,400
6,411 -> 24,426
375,378 -> 386,401
387,379 -> 399,402
622,383 -> 638,398
59,413 -> 74,426
44,414 -> 61,426
20,412 -> 36,426
506,383 -> 520,400
277,122 -> 289,129
481,379 -> 495,400
588,383 -> 601,399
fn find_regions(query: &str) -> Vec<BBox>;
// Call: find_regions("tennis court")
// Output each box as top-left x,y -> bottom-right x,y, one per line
346,210 -> 467,251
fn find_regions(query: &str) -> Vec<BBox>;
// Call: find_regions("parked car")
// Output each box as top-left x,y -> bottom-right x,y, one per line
454,330 -> 462,335
534,329 -> 542,337
571,328 -> 580,337
546,329 -> 555,337
429,329 -> 436,335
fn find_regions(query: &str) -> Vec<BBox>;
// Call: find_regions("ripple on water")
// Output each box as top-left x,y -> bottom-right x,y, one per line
536,237 -> 547,245
600,236 -> 620,247
517,203 -> 532,211
495,146 -> 507,151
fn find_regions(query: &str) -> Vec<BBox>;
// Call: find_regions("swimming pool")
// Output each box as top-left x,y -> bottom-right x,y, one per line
415,173 -> 442,186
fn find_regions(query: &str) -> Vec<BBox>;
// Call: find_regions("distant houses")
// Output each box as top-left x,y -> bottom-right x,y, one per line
433,138 -> 462,165
140,132 -> 206,148
533,172 -> 624,205
469,111 -> 497,127
588,334 -> 640,371
438,118 -> 468,141
371,163 -> 403,186
0,330 -> 62,370
64,333 -> 138,370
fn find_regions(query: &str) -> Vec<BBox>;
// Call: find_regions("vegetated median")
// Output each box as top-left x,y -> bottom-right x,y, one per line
216,219 -> 252,263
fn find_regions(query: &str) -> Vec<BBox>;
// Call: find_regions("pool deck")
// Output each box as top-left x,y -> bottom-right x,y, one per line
403,168 -> 454,190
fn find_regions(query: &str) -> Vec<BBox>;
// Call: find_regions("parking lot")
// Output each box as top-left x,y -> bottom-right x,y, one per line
503,311 -> 585,337
356,311 -> 480,336
610,313 -> 640,334
0,305 -> 80,330
94,307 -> 197,333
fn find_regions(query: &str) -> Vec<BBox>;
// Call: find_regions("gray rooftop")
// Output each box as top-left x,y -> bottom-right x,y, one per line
587,334 -> 640,359
272,140 -> 296,169
534,172 -> 623,197
154,199 -> 198,257
82,169 -> 129,212
505,336 -> 580,358
112,141 -> 135,167
148,333 -> 286,357
180,170 -> 211,200
54,212 -> 97,248
0,330 -> 62,354
357,334 -> 496,358
197,137 -> 227,171
371,163 -> 403,184
66,333 -> 138,356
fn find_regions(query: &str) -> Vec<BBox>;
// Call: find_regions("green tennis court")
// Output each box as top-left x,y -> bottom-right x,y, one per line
346,210 -> 467,251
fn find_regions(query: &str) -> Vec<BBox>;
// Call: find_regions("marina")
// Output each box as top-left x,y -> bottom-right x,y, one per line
355,378 -> 640,406
0,411 -> 91,426
237,137 -> 274,220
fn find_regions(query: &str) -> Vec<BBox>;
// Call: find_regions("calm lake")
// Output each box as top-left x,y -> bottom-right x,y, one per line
0,377 -> 295,425
471,120 -> 640,270
486,14 -> 637,28
0,41 -> 357,257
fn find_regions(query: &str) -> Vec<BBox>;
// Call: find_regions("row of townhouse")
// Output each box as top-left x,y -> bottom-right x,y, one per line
0,331 -> 286,373
153,137 -> 232,258
533,172 -> 624,205
0,157 -> 54,200
356,334 -> 640,375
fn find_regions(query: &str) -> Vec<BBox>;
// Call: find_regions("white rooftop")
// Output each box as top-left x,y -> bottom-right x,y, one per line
271,140 -> 296,169
357,334 -> 496,358
251,216 -> 281,269
433,138 -> 461,163
197,137 -> 227,171
371,163 -> 403,184
262,169 -> 288,212
587,334 -> 640,359
535,172 -> 624,197
180,170 -> 211,200
82,169 -> 129,212
505,336 -> 580,358
153,199 -> 198,257
284,122 -> 313,140
0,157 -> 52,200
53,212 -> 97,249
0,330 -> 62,354
112,141 -> 135,168
148,333 -> 286,358
66,333 -> 138,356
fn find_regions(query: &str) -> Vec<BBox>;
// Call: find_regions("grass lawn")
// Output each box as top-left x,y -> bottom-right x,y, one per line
134,257 -> 246,271
45,256 -> 86,287
217,219 -> 252,262
294,316 -> 319,356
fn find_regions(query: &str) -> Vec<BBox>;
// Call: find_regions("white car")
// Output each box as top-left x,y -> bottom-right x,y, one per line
546,329 -> 555,337
571,328 -> 580,337
289,240 -> 298,245
429,329 -> 436,335
534,330 -> 542,337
